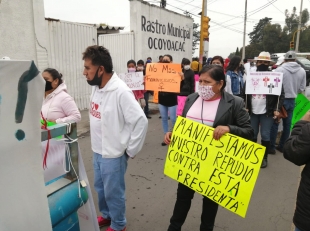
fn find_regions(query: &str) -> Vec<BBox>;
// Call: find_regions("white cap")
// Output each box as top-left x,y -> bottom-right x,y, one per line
1,56 -> 10,60
285,50 -> 296,60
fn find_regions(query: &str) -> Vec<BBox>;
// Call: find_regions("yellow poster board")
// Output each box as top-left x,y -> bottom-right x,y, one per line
164,117 -> 265,218
145,63 -> 182,93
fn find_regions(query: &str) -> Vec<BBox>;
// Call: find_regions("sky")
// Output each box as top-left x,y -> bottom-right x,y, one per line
44,0 -> 310,58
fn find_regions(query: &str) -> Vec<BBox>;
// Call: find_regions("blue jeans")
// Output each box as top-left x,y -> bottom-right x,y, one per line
144,92 -> 150,116
93,153 -> 128,230
270,99 -> 295,150
159,104 -> 177,134
250,113 -> 274,141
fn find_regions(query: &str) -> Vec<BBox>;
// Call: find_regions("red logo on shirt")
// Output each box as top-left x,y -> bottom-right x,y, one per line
90,102 -> 101,119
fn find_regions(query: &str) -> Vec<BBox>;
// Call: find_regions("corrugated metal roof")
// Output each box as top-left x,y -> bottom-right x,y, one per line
97,25 -> 124,30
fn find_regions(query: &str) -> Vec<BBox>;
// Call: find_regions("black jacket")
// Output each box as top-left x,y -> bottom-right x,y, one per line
240,83 -> 285,117
283,121 -> 310,231
182,92 -> 253,140
179,69 -> 195,96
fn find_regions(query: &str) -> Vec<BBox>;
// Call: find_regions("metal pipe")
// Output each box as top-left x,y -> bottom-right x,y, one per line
295,0 -> 303,52
242,0 -> 247,60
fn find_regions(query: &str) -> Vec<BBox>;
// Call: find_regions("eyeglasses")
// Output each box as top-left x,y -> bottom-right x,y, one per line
257,60 -> 270,65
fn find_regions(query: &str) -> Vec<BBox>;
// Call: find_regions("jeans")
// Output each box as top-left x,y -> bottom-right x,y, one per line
250,113 -> 274,141
93,153 -> 128,230
270,98 -> 295,150
159,104 -> 177,134
168,183 -> 218,231
144,92 -> 150,116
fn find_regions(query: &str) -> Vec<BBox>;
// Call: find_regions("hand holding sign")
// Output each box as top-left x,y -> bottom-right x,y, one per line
119,72 -> 144,90
145,63 -> 182,93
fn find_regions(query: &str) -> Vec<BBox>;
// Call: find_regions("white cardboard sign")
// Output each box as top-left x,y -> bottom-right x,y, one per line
246,72 -> 283,95
119,72 -> 144,90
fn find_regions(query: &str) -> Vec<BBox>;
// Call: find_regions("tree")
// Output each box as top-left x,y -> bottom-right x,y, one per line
235,47 -> 240,56
285,7 -> 309,33
228,52 -> 235,59
248,17 -> 272,44
184,11 -> 200,54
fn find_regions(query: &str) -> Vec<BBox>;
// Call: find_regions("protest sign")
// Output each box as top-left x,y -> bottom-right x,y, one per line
246,72 -> 283,95
153,91 -> 159,103
177,96 -> 187,116
291,94 -> 310,129
164,117 -> 265,218
145,63 -> 182,93
118,72 -> 144,90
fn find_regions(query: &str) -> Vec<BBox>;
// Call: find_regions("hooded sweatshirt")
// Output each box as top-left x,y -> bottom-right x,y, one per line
276,62 -> 306,98
41,82 -> 81,123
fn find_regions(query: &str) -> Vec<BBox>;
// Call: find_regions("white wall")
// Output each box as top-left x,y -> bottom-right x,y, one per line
98,33 -> 135,74
0,0 -> 48,70
130,0 -> 193,63
46,20 -> 97,110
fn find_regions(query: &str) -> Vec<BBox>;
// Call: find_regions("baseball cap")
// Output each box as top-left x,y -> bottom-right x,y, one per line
285,51 -> 296,60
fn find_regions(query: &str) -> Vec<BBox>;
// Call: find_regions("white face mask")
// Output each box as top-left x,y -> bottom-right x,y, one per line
184,65 -> 190,70
198,85 -> 215,101
128,68 -> 136,73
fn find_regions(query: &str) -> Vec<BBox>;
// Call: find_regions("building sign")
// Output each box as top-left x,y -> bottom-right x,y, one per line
141,16 -> 191,52
130,0 -> 193,63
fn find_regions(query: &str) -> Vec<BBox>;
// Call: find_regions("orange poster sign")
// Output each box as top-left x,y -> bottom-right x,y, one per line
145,63 -> 182,93
153,91 -> 159,103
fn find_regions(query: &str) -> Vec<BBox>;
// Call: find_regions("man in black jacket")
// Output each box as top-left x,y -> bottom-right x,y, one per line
284,111 -> 310,231
180,58 -> 195,96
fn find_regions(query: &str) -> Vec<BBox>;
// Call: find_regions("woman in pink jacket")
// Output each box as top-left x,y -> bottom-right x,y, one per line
41,68 -> 81,123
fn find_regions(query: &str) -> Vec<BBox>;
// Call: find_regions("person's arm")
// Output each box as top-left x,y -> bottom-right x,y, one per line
284,119 -> 310,166
189,71 -> 195,94
56,95 -> 81,123
299,70 -> 306,92
225,71 -> 233,94
274,85 -> 285,112
120,90 -> 148,158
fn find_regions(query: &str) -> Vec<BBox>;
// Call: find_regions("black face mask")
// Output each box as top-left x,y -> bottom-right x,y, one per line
162,60 -> 170,63
87,68 -> 103,86
256,64 -> 269,72
45,80 -> 53,92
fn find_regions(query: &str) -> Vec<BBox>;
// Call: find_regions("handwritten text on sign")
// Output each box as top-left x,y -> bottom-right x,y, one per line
164,117 -> 265,218
246,72 -> 283,95
145,63 -> 182,93
118,72 -> 144,90
291,94 -> 310,129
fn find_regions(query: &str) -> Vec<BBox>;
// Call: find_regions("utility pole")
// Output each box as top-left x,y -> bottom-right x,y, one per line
242,0 -> 247,60
295,0 -> 303,52
199,0 -> 209,69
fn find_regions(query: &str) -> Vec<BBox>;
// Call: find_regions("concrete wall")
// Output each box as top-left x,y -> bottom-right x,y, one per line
0,0 -> 48,70
130,0 -> 193,63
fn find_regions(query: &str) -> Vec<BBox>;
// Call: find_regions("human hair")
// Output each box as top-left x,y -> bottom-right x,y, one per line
43,68 -> 63,85
243,58 -> 248,63
82,45 -> 113,73
181,58 -> 190,65
211,56 -> 224,66
159,55 -> 163,59
147,57 -> 152,60
137,59 -> 144,66
199,65 -> 226,91
203,56 -> 207,62
127,59 -> 136,66
226,56 -> 241,72
163,54 -> 173,62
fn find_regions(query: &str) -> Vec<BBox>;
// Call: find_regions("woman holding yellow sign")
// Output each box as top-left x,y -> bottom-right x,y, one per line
164,65 -> 253,231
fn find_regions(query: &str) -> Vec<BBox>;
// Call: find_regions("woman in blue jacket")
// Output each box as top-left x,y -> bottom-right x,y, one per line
225,56 -> 244,96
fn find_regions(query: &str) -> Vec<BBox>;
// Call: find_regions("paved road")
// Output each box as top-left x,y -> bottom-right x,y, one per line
77,107 -> 300,231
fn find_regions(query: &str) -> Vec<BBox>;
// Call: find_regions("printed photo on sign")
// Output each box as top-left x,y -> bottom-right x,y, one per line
118,72 -> 144,90
245,72 -> 283,95
145,63 -> 182,93
164,117 -> 265,218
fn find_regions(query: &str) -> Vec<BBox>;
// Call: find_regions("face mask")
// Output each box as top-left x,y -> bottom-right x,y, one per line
87,68 -> 103,86
184,65 -> 190,70
198,85 -> 215,101
162,60 -> 170,63
45,79 -> 53,92
137,66 -> 144,71
128,68 -> 136,73
256,64 -> 269,72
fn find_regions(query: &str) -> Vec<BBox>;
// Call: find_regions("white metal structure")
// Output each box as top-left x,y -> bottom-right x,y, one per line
46,19 -> 97,110
98,33 -> 135,75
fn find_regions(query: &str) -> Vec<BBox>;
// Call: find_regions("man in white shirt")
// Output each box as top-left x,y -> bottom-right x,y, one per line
82,45 -> 148,231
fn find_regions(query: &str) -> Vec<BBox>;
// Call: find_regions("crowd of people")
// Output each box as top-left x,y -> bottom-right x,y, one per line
40,45 -> 309,231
